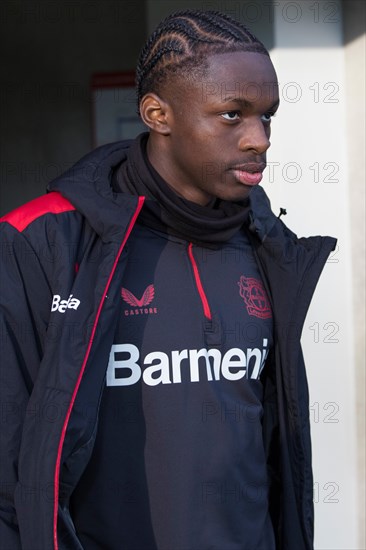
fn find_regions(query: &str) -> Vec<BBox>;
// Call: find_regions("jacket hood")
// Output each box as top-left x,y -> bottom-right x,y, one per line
48,139 -> 139,243
47,135 -> 279,243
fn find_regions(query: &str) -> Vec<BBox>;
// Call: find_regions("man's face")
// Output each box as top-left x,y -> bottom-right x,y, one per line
149,51 -> 279,205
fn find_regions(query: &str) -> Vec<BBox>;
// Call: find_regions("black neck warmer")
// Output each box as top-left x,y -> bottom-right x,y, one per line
113,133 -> 250,248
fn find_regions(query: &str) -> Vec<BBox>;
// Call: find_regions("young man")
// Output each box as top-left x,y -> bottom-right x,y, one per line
0,10 -> 336,550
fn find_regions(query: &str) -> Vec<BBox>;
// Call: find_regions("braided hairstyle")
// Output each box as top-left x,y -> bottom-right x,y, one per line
136,10 -> 269,113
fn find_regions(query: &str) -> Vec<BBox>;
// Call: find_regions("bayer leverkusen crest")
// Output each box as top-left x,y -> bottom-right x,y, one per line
238,276 -> 272,319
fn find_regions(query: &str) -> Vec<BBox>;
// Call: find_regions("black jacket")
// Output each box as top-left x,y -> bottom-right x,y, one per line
0,139 -> 336,550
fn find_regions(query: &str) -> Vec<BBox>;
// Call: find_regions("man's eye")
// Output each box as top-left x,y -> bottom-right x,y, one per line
221,111 -> 240,121
261,112 -> 275,123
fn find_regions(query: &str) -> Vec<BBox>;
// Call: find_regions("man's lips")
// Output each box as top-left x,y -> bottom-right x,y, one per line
229,163 -> 266,187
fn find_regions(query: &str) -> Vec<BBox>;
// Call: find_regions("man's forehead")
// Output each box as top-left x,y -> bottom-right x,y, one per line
186,51 -> 279,102
207,82 -> 279,104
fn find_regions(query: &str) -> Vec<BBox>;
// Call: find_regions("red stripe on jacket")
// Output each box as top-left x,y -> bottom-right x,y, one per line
0,192 -> 76,232
53,196 -> 145,550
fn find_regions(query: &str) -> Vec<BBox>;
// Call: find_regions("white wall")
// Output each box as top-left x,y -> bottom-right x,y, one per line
266,1 -> 361,548
343,4 -> 366,546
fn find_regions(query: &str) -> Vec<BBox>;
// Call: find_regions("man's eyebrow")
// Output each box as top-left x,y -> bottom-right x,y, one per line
220,97 -> 280,109
268,99 -> 280,110
219,97 -> 251,106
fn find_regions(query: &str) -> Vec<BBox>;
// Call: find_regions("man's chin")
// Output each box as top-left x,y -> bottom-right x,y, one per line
217,185 -> 254,203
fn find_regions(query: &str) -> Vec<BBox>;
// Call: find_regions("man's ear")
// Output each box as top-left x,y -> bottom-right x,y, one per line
139,93 -> 171,135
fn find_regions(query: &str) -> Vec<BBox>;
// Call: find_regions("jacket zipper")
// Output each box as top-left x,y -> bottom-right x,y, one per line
53,196 -> 145,550
187,242 -> 212,320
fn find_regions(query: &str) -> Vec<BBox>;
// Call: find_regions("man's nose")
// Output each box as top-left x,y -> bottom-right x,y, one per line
238,118 -> 271,154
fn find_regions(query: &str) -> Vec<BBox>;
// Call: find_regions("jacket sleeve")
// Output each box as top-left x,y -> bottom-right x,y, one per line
0,222 -> 51,547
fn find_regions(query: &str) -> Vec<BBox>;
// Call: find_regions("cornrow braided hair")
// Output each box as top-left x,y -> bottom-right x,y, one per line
136,10 -> 269,113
